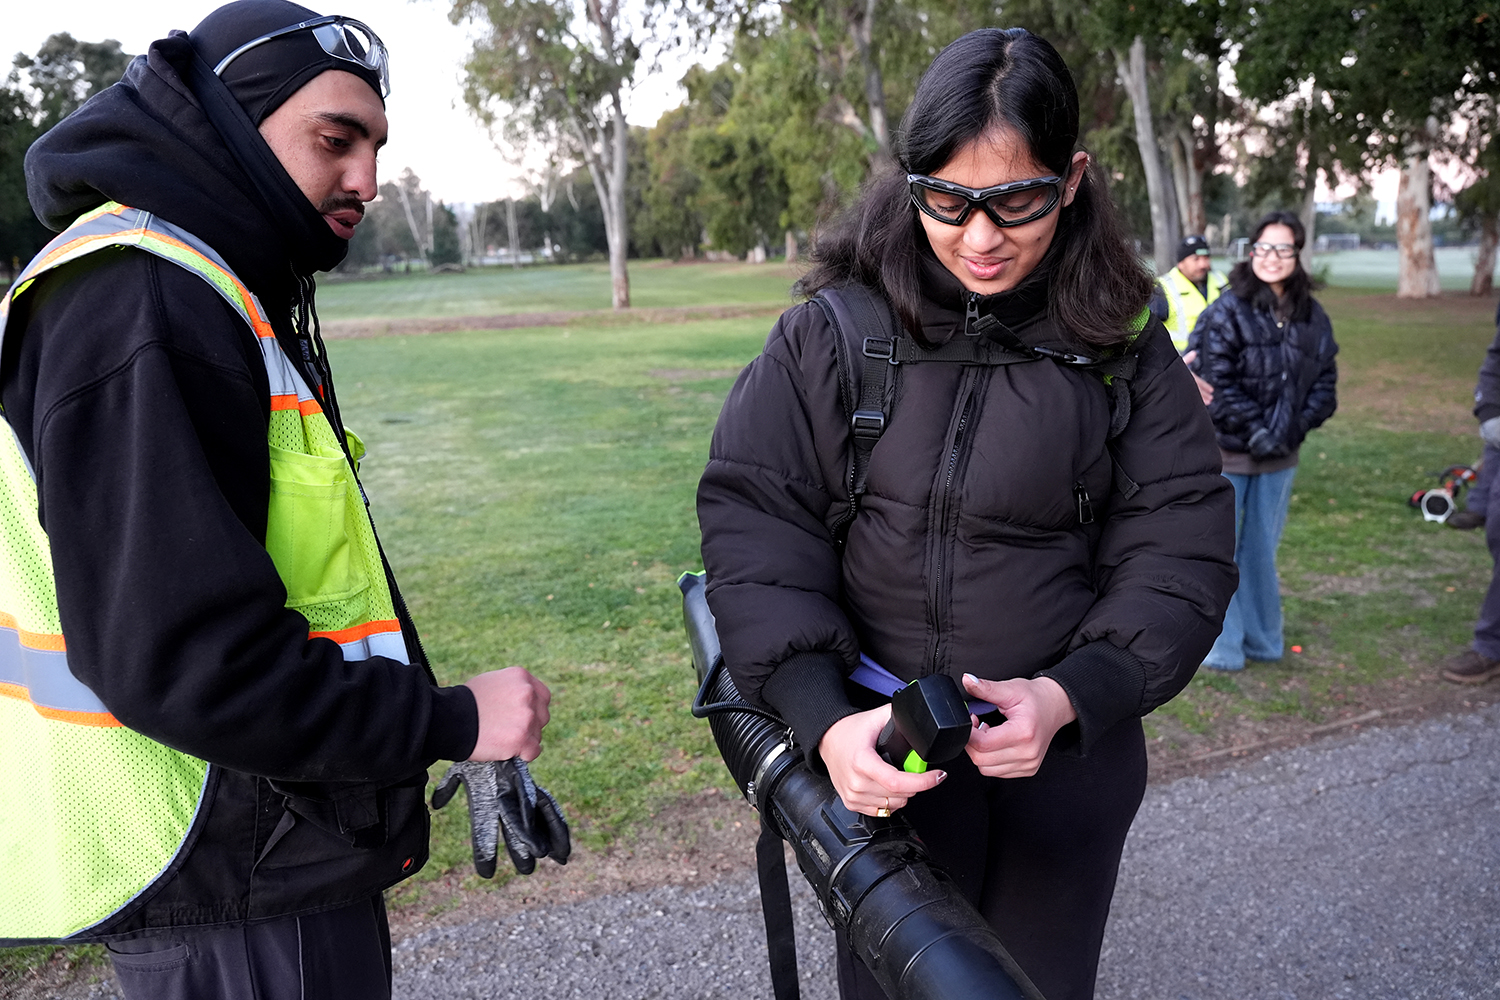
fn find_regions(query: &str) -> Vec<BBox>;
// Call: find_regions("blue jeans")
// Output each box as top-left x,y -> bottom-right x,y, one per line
1203,466 -> 1298,670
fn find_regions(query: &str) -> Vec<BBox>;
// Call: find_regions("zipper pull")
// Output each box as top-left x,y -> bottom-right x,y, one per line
1074,483 -> 1095,524
965,293 -> 980,336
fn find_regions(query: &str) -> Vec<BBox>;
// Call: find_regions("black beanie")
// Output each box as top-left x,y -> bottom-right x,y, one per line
189,0 -> 384,125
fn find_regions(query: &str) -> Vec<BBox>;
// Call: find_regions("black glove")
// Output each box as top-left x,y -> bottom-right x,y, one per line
1246,426 -> 1287,460
432,758 -> 571,877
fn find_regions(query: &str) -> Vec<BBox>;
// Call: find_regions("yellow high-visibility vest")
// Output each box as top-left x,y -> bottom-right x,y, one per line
1158,266 -> 1226,351
0,202 -> 406,941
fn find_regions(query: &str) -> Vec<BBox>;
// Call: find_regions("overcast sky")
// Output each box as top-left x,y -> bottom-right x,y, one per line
3,0 -> 710,204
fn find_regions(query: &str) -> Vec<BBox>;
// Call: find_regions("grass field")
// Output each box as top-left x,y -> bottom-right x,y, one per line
317,259 -> 801,320
6,255 -> 1500,988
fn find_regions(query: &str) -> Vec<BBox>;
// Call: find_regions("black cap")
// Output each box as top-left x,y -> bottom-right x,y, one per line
1176,234 -> 1210,261
190,0 -> 383,125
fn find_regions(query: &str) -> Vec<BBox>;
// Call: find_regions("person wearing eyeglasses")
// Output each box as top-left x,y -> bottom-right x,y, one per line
0,1 -> 552,996
697,28 -> 1236,1000
1187,211 -> 1339,673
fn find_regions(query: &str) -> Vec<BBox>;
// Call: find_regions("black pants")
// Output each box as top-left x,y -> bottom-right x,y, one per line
106,894 -> 392,1000
835,718 -> 1148,1000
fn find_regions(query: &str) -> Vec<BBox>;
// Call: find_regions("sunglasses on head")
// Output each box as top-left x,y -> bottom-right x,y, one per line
908,173 -> 1064,228
214,14 -> 390,98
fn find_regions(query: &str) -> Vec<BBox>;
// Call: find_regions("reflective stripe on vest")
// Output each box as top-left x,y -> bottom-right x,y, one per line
1159,267 -> 1226,351
0,202 -> 405,941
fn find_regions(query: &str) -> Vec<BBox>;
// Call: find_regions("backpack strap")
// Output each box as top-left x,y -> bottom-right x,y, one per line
814,287 -> 900,548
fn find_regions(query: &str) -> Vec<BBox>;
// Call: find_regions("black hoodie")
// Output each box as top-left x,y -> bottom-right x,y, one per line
4,34 -> 476,934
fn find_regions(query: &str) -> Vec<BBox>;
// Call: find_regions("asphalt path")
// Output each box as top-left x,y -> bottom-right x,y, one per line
392,705 -> 1500,1000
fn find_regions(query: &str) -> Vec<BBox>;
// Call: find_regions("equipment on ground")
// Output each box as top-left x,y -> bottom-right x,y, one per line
680,571 -> 1044,1000
432,758 -> 570,877
1408,464 -> 1478,524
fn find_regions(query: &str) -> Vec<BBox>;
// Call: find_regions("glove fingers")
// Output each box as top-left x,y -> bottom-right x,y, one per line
536,788 -> 571,865
472,843 -> 498,880
430,768 -> 464,810
504,837 -> 537,876
497,794 -> 549,859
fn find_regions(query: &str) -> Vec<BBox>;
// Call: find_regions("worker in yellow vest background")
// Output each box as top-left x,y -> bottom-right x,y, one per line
1150,234 -> 1225,405
0,2 -> 559,997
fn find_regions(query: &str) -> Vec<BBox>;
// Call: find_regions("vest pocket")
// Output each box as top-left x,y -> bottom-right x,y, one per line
266,446 -> 369,607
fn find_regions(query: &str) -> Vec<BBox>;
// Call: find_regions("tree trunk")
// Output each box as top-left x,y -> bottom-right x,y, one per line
1168,130 -> 1192,236
1118,38 -> 1180,274
606,97 -> 630,308
1176,126 -> 1206,235
1299,167 -> 1318,277
785,229 -> 799,265
1473,211 -> 1498,296
848,0 -> 893,169
506,198 -> 520,270
1396,135 -> 1442,299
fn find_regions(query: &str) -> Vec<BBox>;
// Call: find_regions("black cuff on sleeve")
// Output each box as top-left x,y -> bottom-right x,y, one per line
421,684 -> 480,765
1036,639 -> 1147,755
761,650 -> 858,774
1477,403 -> 1500,423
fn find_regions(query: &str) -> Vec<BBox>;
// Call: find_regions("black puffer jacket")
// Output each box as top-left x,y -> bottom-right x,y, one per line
1188,289 -> 1338,459
698,262 -> 1238,758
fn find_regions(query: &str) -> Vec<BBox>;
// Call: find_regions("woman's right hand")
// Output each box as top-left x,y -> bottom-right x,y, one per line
818,706 -> 947,817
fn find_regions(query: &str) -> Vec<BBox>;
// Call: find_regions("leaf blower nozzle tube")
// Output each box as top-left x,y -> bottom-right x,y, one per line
679,572 -> 1045,1000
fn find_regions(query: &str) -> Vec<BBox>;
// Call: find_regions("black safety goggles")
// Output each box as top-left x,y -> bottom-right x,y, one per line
213,15 -> 390,98
908,173 -> 1064,228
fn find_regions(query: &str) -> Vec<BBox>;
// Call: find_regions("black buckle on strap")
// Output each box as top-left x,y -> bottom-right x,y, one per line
852,409 -> 886,440
862,337 -> 895,361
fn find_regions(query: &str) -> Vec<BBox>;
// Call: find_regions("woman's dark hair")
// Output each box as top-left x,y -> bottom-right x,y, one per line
795,28 -> 1152,348
1228,210 -> 1314,322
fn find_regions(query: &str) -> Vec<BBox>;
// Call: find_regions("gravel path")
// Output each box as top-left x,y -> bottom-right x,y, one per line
392,704 -> 1500,1000
25,705 -> 1497,999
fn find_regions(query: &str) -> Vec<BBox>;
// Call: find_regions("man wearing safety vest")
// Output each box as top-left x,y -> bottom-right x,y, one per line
1149,234 -> 1227,352
1149,233 -> 1225,405
0,2 -> 554,996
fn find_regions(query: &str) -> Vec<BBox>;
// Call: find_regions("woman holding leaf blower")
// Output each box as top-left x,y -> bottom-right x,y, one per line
697,28 -> 1237,1000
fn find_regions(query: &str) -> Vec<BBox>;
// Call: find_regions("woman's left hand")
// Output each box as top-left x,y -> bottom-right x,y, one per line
960,674 -> 1078,778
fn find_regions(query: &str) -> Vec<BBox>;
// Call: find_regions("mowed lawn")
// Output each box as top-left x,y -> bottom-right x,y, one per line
317,258 -> 802,319
327,314 -> 769,884
310,262 -> 1500,896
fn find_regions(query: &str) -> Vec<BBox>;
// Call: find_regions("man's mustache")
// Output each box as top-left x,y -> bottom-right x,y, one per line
317,196 -> 366,219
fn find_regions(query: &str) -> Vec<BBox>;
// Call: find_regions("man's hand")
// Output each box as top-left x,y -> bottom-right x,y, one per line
1182,351 -> 1214,406
465,667 -> 551,762
818,706 -> 946,816
960,674 -> 1077,779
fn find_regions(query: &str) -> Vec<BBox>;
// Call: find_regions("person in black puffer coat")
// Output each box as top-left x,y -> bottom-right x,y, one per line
1187,211 -> 1338,672
697,29 -> 1238,1000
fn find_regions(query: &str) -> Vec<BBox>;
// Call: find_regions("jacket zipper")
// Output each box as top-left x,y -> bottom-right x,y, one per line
1074,481 -> 1095,524
926,369 -> 980,676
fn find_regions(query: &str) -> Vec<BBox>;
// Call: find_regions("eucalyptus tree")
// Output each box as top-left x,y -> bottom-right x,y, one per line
452,0 -> 723,307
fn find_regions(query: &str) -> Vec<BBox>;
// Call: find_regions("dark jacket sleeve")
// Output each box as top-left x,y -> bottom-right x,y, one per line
1298,302 -> 1339,435
1196,297 -> 1263,445
4,252 -> 477,783
697,305 -> 861,755
1475,320 -> 1500,422
1038,322 -> 1238,750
